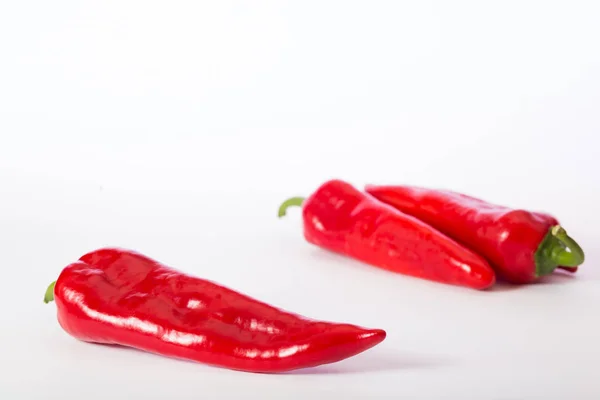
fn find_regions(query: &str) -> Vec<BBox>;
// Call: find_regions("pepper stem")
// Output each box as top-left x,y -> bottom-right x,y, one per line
278,197 -> 305,218
44,281 -> 56,304
535,225 -> 585,277
549,226 -> 585,267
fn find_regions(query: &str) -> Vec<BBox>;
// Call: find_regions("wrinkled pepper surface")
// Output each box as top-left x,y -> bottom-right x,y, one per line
44,248 -> 386,373
279,179 -> 496,290
365,184 -> 585,283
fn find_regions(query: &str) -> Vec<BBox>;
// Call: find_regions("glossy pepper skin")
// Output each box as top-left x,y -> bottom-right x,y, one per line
365,185 -> 585,284
278,179 -> 496,290
43,248 -> 386,373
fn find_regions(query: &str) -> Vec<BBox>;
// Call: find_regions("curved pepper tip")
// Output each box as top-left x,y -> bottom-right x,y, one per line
314,327 -> 387,369
350,327 -> 387,351
359,328 -> 387,345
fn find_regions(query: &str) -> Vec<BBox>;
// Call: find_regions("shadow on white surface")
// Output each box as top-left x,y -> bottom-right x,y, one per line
536,270 -> 580,284
284,350 -> 456,375
303,245 -> 586,294
80,342 -> 454,376
489,271 -> 578,292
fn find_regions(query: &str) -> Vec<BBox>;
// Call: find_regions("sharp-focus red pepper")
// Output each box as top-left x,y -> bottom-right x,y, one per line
43,248 -> 386,373
278,179 -> 496,290
365,184 -> 585,284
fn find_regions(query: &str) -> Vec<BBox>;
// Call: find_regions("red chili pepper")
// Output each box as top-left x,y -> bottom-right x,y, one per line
278,179 -> 496,290
43,248 -> 386,373
365,184 -> 585,284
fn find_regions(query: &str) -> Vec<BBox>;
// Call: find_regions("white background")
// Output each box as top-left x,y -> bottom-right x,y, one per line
1,1 -> 599,399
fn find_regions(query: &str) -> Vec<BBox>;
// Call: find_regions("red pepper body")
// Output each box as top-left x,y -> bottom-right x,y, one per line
296,180 -> 496,290
365,185 -> 563,283
50,248 -> 386,373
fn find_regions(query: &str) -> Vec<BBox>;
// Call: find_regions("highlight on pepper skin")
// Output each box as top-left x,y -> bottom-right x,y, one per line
278,179 -> 585,289
43,247 -> 386,373
278,179 -> 497,290
364,184 -> 585,284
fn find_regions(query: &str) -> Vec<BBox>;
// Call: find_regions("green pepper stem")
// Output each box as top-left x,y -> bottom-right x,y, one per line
549,226 -> 585,267
44,281 -> 56,304
535,225 -> 585,277
277,197 -> 305,218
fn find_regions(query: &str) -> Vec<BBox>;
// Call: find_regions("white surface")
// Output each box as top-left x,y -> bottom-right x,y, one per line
1,1 -> 599,399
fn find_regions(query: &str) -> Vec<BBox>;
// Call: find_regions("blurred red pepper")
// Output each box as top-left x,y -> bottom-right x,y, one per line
365,184 -> 585,283
44,248 -> 386,373
279,179 -> 496,290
